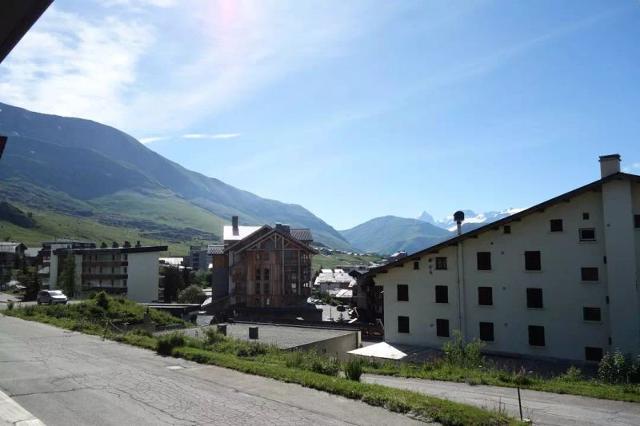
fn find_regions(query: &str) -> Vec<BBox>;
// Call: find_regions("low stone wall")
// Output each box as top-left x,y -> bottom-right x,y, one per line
293,330 -> 361,361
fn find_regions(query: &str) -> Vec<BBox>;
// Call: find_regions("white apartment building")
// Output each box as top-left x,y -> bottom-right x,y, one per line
370,154 -> 640,363
50,244 -> 167,302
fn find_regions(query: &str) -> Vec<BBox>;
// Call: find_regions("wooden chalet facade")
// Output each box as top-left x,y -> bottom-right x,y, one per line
212,217 -> 316,310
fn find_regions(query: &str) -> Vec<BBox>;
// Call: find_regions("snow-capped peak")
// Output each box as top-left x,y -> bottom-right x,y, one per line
418,208 -> 525,232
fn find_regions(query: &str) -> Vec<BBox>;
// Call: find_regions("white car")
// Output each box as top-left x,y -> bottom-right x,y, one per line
36,290 -> 68,305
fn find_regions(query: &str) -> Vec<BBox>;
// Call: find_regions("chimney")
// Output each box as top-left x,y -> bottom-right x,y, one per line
232,216 -> 239,235
453,211 -> 465,236
599,154 -> 621,178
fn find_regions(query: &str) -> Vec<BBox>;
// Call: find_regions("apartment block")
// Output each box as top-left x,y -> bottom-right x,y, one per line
369,155 -> 640,363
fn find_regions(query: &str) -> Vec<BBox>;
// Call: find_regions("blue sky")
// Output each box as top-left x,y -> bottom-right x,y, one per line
1,0 -> 639,230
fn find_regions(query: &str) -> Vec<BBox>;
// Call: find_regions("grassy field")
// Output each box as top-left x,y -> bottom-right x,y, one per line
3,296 -> 517,426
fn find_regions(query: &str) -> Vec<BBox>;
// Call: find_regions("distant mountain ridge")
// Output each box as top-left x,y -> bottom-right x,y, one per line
0,102 -> 351,251
340,208 -> 523,255
339,216 -> 451,255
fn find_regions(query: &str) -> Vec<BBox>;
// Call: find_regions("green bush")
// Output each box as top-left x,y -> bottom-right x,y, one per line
598,350 -> 640,384
95,291 -> 110,310
285,351 -> 306,369
7,301 -> 14,311
156,332 -> 186,356
442,330 -> 485,369
561,366 -> 583,382
204,328 -> 226,345
344,358 -> 364,381
310,354 -> 340,376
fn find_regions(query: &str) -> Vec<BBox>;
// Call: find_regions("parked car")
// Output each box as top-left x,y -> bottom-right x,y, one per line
36,290 -> 68,305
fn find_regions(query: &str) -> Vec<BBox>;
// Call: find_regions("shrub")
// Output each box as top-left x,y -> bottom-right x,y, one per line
95,291 -> 110,310
204,328 -> 226,345
599,350 -> 628,384
344,358 -> 364,381
156,332 -> 186,356
285,350 -> 305,369
310,354 -> 340,376
177,285 -> 206,304
442,330 -> 485,369
7,301 -> 14,311
561,366 -> 583,382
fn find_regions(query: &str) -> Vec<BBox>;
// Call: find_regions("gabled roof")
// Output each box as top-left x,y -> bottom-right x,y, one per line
225,225 -> 318,255
370,172 -> 640,275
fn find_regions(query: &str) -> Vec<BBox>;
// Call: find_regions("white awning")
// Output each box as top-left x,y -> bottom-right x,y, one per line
348,342 -> 407,360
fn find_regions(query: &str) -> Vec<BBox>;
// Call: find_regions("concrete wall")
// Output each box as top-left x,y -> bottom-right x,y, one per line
127,252 -> 160,302
377,186 -> 637,362
294,331 -> 361,361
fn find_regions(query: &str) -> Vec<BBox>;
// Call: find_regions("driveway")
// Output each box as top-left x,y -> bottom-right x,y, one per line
0,314 -> 424,426
363,374 -> 640,426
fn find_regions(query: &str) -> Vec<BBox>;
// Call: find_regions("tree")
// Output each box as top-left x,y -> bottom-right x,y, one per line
59,255 -> 76,297
177,284 -> 206,304
21,267 -> 41,301
162,266 -> 185,303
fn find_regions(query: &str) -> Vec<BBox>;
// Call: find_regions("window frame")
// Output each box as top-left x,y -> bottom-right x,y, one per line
435,285 -> 448,303
634,214 -> 640,229
503,225 -> 511,234
524,251 -> 542,271
528,325 -> 545,347
397,284 -> 409,302
436,318 -> 450,337
477,252 -> 492,271
479,321 -> 494,342
583,307 -> 602,322
477,286 -> 493,306
413,261 -> 420,270
435,257 -> 448,270
581,267 -> 599,282
549,219 -> 563,232
526,288 -> 543,309
398,316 -> 410,334
585,347 -> 604,362
579,228 -> 596,242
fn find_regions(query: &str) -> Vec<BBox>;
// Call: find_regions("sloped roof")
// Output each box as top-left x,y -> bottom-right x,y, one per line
0,242 -> 26,253
223,225 -> 262,241
0,0 -> 52,64
290,228 -> 313,242
370,172 -> 640,275
225,225 -> 317,255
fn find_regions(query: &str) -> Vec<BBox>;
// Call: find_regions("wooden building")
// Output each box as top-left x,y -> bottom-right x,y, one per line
212,216 -> 316,310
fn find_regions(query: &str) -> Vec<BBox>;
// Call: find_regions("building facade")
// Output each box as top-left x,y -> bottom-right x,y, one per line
212,216 -> 316,309
370,155 -> 640,363
0,241 -> 26,281
49,243 -> 167,302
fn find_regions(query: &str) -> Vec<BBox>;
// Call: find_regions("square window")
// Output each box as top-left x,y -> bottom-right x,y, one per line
525,251 -> 541,271
583,307 -> 601,322
479,322 -> 494,341
579,228 -> 596,241
435,285 -> 448,303
585,347 -> 603,362
478,287 -> 493,305
528,325 -> 545,346
397,284 -> 409,302
398,316 -> 410,333
503,225 -> 511,234
477,252 -> 492,270
635,215 -> 640,229
526,288 -> 543,309
413,261 -> 420,270
581,267 -> 599,281
583,212 -> 590,220
436,319 -> 449,337
550,219 -> 563,232
435,257 -> 447,270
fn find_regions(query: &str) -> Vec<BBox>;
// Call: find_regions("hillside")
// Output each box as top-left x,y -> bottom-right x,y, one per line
0,102 -> 351,251
340,216 -> 451,255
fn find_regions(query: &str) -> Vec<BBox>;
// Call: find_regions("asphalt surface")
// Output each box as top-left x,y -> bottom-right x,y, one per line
0,315 -> 425,426
363,374 -> 640,426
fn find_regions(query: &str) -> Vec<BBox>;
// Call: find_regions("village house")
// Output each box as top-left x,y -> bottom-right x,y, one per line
0,241 -> 26,284
369,155 -> 640,363
210,216 -> 318,319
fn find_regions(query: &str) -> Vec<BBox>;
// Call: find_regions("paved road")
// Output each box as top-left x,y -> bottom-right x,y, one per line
0,315 -> 425,426
363,374 -> 640,426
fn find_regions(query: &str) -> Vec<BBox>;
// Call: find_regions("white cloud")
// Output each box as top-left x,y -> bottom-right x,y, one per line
0,6 -> 155,130
139,136 -> 167,144
182,133 -> 240,140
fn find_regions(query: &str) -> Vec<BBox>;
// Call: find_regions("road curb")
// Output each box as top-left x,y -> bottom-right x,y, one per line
0,389 -> 45,426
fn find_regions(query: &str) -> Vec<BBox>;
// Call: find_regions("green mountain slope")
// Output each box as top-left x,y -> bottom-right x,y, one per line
340,215 -> 452,255
0,102 -> 351,251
